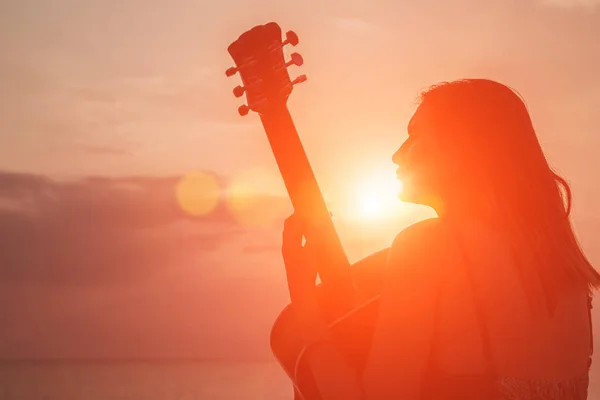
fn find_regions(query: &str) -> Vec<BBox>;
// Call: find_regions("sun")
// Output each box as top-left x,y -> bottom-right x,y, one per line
359,194 -> 383,218
348,166 -> 403,221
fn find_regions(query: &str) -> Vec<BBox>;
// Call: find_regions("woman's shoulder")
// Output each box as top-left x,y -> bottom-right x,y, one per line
390,217 -> 456,259
386,217 -> 458,286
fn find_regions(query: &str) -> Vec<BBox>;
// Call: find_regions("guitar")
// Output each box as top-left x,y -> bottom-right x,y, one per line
226,22 -> 389,399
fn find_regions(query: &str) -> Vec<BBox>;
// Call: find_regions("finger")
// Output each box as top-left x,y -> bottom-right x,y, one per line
307,216 -> 327,235
282,213 -> 304,251
283,212 -> 303,237
302,242 -> 318,267
304,236 -> 325,265
304,221 -> 326,249
283,212 -> 296,227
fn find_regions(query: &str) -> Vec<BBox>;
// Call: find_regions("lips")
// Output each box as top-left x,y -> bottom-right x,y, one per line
396,167 -> 407,180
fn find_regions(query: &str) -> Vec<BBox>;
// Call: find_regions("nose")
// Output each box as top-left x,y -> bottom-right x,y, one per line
392,144 -> 404,166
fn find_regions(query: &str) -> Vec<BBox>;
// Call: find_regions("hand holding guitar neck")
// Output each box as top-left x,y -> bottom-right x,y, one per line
282,213 -> 319,303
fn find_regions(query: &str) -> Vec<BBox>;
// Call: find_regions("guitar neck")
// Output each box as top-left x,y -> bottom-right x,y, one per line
259,105 -> 351,285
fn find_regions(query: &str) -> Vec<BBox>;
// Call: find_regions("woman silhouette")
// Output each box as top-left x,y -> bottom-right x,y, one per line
282,79 -> 598,399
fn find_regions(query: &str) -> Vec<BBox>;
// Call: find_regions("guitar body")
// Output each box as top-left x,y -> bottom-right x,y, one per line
225,22 -> 391,399
270,248 -> 389,400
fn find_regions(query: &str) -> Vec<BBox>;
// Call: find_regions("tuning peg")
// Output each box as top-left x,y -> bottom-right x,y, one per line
233,85 -> 245,98
282,30 -> 299,46
238,104 -> 250,116
225,67 -> 237,77
285,53 -> 304,68
292,74 -> 307,85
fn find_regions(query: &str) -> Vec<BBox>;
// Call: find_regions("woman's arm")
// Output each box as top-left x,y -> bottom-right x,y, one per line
363,218 -> 450,398
293,293 -> 366,400
283,215 -> 451,400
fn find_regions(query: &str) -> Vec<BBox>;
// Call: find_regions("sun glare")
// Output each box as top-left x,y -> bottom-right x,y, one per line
359,194 -> 383,218
175,165 -> 403,224
349,167 -> 403,221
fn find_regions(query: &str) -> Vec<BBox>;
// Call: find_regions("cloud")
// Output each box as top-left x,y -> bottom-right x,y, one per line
0,170 -> 295,360
0,170 -> 248,286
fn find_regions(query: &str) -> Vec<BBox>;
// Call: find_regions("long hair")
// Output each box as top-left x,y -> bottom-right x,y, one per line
417,79 -> 599,313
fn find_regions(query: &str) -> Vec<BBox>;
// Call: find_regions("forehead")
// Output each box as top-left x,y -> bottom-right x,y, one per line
407,114 -> 418,135
407,104 -> 432,136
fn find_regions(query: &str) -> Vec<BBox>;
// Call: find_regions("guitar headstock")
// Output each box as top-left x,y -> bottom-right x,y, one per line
226,22 -> 306,116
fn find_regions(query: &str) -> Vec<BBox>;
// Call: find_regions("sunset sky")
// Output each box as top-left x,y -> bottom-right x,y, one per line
0,0 -> 599,361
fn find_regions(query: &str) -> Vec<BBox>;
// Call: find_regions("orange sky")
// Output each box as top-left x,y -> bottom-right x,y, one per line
0,0 -> 599,361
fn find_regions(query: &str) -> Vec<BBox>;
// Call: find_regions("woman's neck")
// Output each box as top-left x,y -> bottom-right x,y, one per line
436,200 -> 498,229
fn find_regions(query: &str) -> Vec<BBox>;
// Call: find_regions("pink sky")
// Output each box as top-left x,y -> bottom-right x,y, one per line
0,0 -> 599,363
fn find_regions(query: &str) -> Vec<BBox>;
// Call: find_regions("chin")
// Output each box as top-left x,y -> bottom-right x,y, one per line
399,187 -> 434,208
398,189 -> 419,204
398,178 -> 422,204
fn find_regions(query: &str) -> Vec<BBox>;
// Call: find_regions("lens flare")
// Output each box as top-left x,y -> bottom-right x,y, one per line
226,167 -> 288,227
176,171 -> 220,216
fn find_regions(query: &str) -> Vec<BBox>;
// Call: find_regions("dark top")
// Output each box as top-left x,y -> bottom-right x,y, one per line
422,231 -> 593,400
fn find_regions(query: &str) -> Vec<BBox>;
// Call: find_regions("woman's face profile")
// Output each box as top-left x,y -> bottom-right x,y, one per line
392,107 -> 448,207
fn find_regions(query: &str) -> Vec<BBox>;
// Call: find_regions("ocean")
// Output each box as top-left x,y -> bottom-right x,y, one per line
0,360 -> 293,400
1,360 -> 599,399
